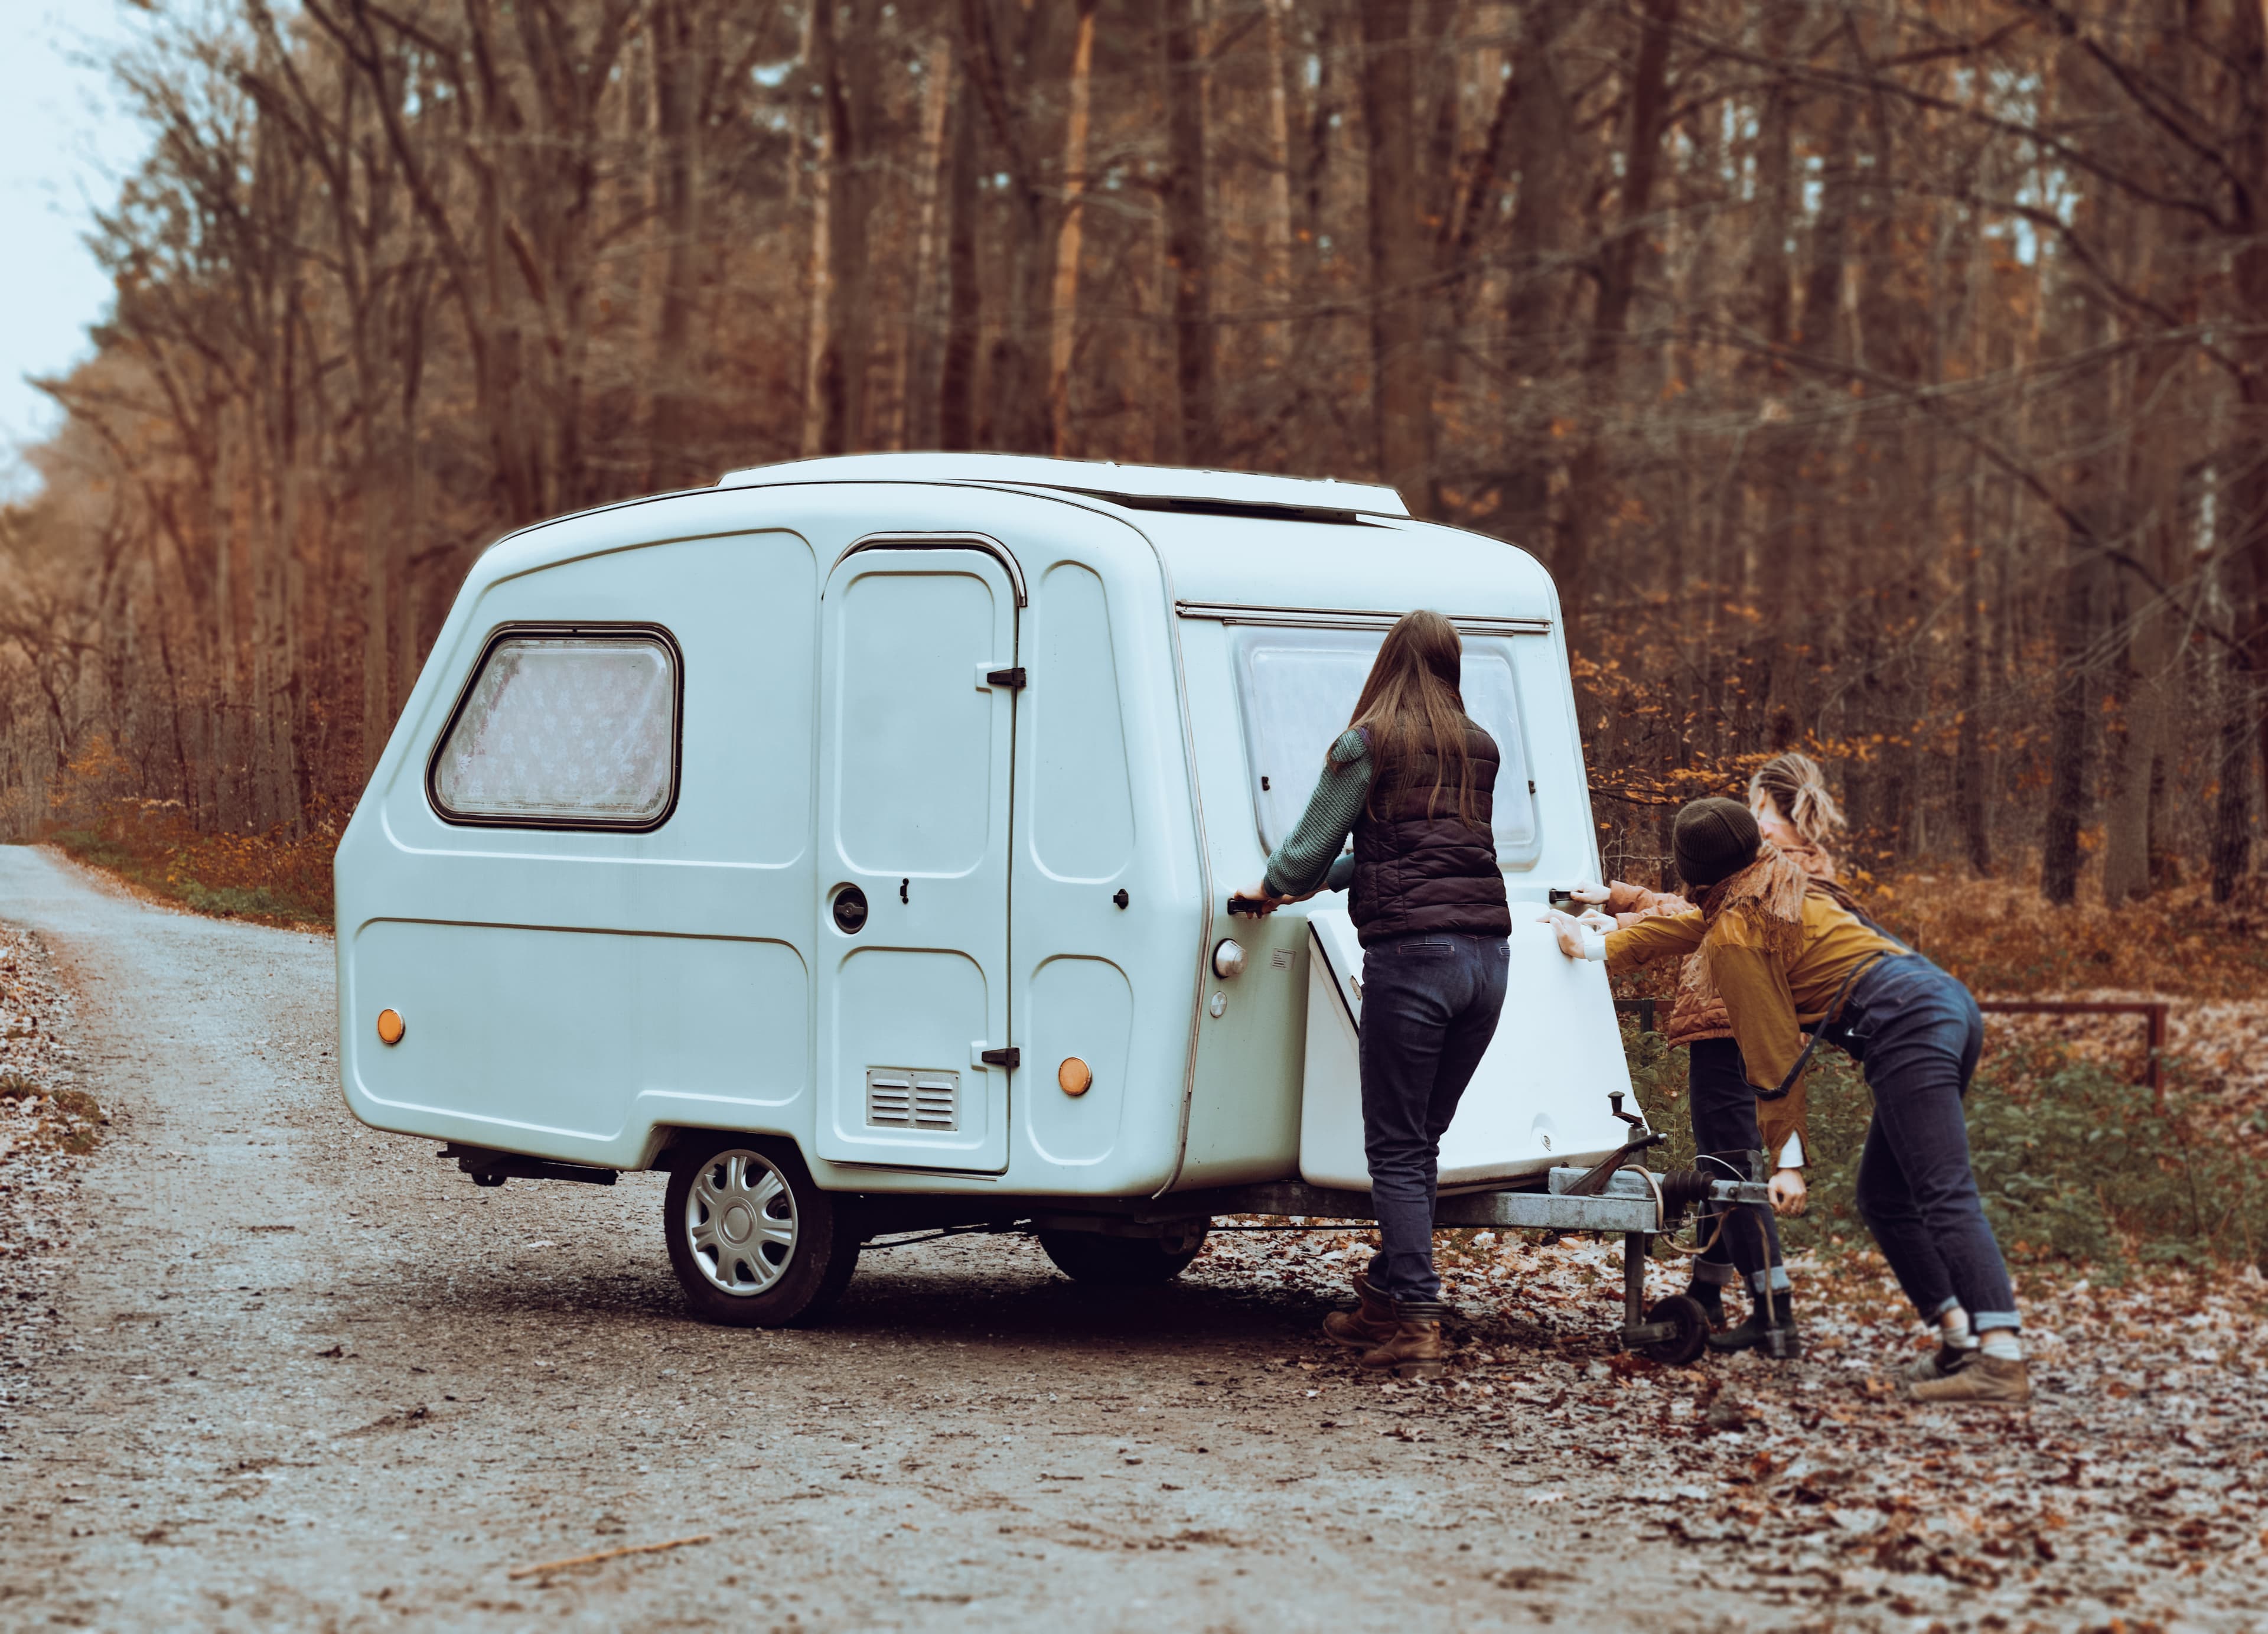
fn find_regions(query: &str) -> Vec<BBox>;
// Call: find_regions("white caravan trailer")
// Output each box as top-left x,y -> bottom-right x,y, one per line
335,454 -> 1754,1360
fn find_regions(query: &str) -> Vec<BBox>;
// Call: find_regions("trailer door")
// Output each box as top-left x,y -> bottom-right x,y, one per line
814,544 -> 1018,1172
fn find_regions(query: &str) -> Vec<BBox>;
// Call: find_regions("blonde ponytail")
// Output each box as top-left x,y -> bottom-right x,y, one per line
1748,752 -> 1843,848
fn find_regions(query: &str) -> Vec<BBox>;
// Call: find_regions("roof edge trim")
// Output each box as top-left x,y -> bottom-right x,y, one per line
1175,601 -> 1552,636
715,453 -> 1410,517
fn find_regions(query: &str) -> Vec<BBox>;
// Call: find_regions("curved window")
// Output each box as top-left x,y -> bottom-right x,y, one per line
1230,626 -> 1539,867
429,627 -> 682,829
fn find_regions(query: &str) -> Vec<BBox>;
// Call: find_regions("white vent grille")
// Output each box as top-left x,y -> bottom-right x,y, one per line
866,1068 -> 959,1132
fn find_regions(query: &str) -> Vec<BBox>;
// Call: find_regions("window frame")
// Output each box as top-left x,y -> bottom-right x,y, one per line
1226,624 -> 1543,871
425,621 -> 686,834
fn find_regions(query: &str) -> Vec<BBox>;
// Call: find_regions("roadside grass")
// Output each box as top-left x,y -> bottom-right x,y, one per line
47,801 -> 334,930
1624,1026 -> 2268,1277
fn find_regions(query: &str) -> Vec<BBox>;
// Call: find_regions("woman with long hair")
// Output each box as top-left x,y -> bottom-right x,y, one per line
1240,610 -> 1510,1379
1548,796 -> 2028,1407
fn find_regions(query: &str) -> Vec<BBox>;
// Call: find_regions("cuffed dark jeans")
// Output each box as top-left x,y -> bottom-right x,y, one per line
1686,1036 -> 1789,1297
1829,953 -> 2019,1333
1358,932 -> 1510,1303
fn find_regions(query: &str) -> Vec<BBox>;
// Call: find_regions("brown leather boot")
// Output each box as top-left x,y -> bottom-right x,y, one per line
1322,1268 -> 1398,1350
1908,1352 -> 2031,1405
1358,1300 -> 1451,1380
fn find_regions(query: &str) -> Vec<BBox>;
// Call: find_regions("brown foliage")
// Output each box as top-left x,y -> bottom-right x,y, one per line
0,1 -> 2259,924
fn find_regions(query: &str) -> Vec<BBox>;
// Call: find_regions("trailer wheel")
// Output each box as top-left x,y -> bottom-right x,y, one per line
1638,1293 -> 1710,1366
664,1137 -> 859,1327
1037,1226 -> 1208,1287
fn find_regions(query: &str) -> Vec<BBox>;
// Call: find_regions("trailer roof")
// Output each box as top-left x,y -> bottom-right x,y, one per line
715,453 -> 1410,520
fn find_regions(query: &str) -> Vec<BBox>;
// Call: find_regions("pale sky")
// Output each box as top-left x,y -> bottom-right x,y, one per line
0,2 -> 151,499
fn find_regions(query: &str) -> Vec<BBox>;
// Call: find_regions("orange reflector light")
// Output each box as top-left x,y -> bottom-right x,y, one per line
375,1008 -> 405,1046
1057,1056 -> 1093,1097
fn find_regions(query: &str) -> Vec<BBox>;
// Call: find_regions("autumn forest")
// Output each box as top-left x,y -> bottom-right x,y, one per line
10,0 -> 2268,907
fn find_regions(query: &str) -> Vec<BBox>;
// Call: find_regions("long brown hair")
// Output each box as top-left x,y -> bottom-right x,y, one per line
1748,752 -> 1843,847
1345,610 -> 1484,829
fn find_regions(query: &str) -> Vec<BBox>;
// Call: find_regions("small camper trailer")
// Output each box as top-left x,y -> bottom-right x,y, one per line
335,454 -> 1736,1358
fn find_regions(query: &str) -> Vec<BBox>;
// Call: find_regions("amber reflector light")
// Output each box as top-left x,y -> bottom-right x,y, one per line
1057,1056 -> 1093,1096
375,1008 -> 406,1046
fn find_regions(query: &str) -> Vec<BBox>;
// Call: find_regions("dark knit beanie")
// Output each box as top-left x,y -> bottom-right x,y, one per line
1673,798 -> 1761,889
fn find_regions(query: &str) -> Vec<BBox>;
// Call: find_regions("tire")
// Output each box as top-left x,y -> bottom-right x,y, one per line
663,1137 -> 860,1327
1037,1225 -> 1208,1287
1638,1292 -> 1710,1366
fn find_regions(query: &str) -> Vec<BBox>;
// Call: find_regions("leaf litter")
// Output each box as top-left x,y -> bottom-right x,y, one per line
0,926 -> 99,1414
1202,1216 -> 2268,1631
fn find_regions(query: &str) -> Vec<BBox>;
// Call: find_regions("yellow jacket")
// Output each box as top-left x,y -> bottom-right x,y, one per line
1605,886 -> 1900,1160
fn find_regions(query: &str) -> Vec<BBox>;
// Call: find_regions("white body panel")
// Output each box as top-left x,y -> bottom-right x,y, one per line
334,455 -> 1632,1200
1298,909 -> 1632,1190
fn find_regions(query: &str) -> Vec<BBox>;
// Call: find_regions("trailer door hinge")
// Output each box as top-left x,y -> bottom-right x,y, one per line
985,666 -> 1027,689
979,1046 -> 1021,1069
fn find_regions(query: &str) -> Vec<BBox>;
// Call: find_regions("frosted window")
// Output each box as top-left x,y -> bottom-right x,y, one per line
1231,627 -> 1539,867
433,634 -> 677,825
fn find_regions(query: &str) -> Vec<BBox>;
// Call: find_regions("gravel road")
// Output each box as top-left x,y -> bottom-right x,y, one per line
2,843 -> 2262,1633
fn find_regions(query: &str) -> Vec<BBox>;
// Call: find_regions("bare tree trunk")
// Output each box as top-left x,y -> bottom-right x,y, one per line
2227,0 -> 2268,882
1049,6 -> 1096,456
647,0 -> 703,488
1954,461 -> 1993,875
939,52 -> 981,453
1259,0 -> 1295,366
1491,0 -> 1574,543
799,3 -> 832,457
1553,0 -> 1678,644
211,399 -> 243,831
811,0 -> 881,455
2041,533 -> 2099,905
2103,595 -> 2169,904
1163,0 -> 1217,462
1359,0 -> 1433,509
898,32 -> 956,451
2212,627 -> 2255,903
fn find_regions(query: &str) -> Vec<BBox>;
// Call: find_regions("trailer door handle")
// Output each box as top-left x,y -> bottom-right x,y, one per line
983,666 -> 1027,690
977,1046 -> 1020,1069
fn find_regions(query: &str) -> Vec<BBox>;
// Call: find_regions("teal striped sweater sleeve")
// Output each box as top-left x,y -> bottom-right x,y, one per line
1262,728 -> 1371,897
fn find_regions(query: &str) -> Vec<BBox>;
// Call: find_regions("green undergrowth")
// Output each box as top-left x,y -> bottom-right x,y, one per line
1623,1026 -> 2268,1279
47,817 -> 333,930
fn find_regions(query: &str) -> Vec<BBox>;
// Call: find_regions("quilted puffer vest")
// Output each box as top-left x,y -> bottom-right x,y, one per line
1348,723 -> 1511,945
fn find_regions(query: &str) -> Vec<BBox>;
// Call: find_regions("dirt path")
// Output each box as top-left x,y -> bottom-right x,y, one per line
1,842 -> 2261,1632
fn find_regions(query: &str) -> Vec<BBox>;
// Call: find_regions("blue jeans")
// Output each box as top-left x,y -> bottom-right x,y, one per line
1358,932 -> 1510,1303
1686,1037 -> 1789,1297
1829,953 -> 2019,1332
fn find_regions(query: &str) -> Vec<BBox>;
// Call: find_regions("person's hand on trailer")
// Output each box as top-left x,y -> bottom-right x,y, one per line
1538,907 -> 1609,962
1566,881 -> 1612,904
1768,1167 -> 1808,1218
1233,883 -> 1286,916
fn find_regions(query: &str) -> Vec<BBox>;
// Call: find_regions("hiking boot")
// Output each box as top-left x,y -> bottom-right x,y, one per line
1322,1268 -> 1399,1350
1688,1283 -> 1728,1332
1706,1297 -> 1802,1360
1902,1343 -> 1974,1386
1358,1300 -> 1451,1381
1908,1353 -> 2031,1405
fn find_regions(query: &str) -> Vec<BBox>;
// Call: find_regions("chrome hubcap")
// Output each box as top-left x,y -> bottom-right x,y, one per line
685,1150 -> 797,1296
